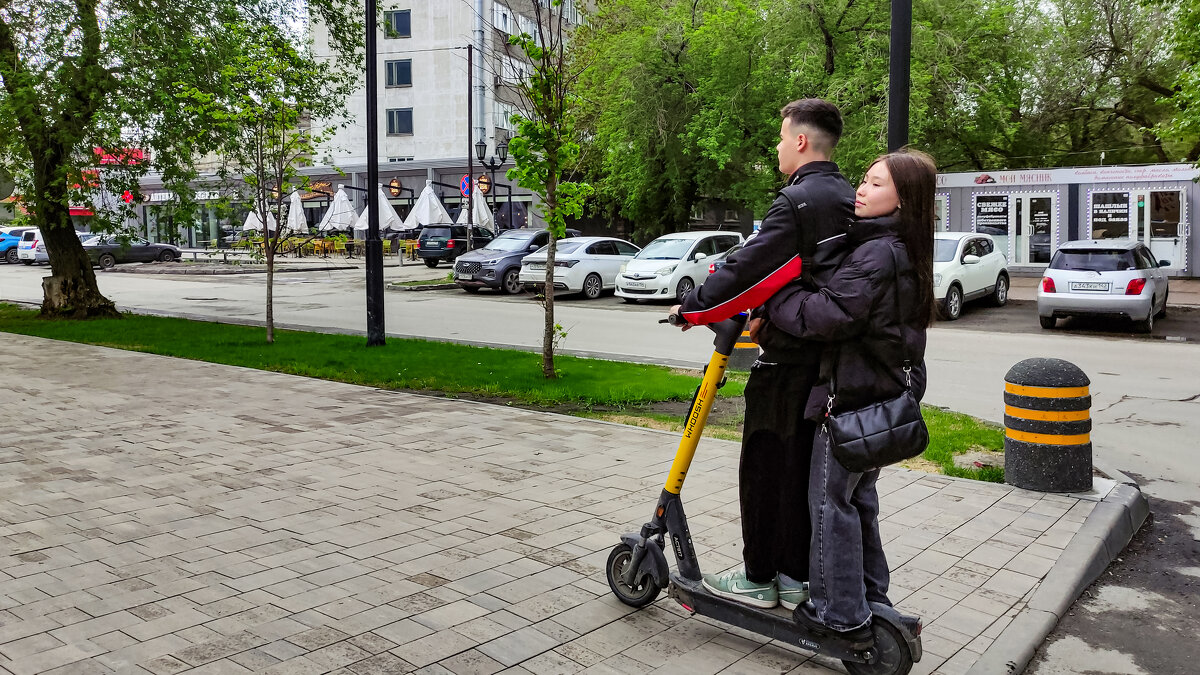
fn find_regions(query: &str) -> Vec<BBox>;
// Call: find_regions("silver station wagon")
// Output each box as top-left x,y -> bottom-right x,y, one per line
1037,240 -> 1170,333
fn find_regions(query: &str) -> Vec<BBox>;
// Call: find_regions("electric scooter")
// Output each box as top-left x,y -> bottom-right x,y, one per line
605,312 -> 923,675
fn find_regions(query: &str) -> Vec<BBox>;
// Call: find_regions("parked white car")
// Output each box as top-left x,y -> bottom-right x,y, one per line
16,228 -> 47,264
519,236 -> 641,299
933,231 -> 1009,320
1037,240 -> 1169,333
615,231 -> 744,303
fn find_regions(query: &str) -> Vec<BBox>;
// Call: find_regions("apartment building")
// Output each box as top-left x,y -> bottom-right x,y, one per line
304,1 -> 582,228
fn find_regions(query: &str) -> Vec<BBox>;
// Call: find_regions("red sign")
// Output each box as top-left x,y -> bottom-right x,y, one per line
459,174 -> 471,197
94,147 -> 145,165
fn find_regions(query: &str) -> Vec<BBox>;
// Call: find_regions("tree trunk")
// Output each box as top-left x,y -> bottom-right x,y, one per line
265,240 -> 275,343
38,189 -> 118,319
542,234 -> 557,378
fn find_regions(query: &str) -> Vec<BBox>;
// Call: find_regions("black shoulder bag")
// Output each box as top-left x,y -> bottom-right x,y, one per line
822,245 -> 929,473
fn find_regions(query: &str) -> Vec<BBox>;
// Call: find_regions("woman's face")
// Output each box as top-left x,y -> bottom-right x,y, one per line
855,161 -> 901,218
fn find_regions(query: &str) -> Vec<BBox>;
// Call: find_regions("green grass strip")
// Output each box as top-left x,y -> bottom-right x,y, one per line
922,405 -> 1006,482
0,302 -> 1003,481
0,303 -> 740,407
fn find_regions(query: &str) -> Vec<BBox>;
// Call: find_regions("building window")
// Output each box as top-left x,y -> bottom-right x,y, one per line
494,101 -> 517,132
384,10 -> 411,38
385,59 -> 412,87
388,157 -> 415,163
386,108 -> 413,135
493,3 -> 511,34
723,209 -> 739,222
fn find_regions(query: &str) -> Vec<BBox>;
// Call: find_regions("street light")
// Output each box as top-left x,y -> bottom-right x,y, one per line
475,135 -> 508,216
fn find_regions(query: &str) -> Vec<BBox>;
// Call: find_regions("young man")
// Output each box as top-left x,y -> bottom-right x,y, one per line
670,98 -> 855,610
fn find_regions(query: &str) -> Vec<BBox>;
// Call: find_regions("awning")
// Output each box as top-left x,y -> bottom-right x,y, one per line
69,207 -> 94,216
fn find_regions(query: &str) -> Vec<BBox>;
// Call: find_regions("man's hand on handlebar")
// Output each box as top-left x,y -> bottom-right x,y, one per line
666,304 -> 692,331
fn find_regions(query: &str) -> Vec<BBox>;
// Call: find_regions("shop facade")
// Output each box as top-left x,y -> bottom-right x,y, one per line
131,158 -> 536,246
935,164 -> 1198,277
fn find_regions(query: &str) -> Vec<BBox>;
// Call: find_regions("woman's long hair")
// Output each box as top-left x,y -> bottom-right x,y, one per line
873,149 -> 937,327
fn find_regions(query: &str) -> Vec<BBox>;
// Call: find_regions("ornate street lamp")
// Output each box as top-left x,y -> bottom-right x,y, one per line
475,135 -> 509,215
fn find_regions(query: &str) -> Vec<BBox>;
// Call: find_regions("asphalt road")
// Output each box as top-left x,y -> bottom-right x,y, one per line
2,263 -> 1199,673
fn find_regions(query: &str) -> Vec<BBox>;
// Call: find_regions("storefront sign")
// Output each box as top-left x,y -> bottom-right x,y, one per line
147,190 -> 220,202
387,178 -> 403,198
302,181 -> 333,200
939,163 -> 1200,188
1090,192 -> 1130,238
975,195 -> 1009,235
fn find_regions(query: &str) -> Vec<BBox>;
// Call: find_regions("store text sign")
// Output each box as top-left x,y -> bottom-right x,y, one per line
938,163 -> 1200,188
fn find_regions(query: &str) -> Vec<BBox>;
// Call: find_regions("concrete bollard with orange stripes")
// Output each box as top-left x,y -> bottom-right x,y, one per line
728,328 -> 760,371
1003,358 -> 1092,493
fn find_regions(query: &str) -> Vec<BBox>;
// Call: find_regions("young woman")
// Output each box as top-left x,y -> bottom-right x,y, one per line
762,149 -> 937,641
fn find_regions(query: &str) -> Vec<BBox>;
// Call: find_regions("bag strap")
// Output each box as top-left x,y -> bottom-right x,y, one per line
826,239 -> 912,410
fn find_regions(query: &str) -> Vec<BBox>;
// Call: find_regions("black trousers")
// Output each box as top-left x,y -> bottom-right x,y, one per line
740,360 -> 818,584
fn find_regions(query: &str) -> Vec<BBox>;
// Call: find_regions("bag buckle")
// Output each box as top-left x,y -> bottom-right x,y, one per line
903,360 -> 913,387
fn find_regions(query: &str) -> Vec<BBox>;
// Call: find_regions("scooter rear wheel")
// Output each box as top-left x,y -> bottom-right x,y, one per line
842,619 -> 913,675
606,543 -> 661,608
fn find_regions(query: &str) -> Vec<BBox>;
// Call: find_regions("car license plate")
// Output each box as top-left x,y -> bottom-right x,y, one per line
624,281 -> 645,288
457,273 -> 472,281
528,263 -> 545,270
1069,281 -> 1110,292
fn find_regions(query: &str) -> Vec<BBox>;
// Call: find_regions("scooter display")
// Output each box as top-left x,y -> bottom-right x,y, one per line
605,312 -> 922,675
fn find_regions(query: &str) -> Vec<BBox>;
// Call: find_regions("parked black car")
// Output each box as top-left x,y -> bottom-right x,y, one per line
453,228 -> 581,294
83,235 -> 181,268
417,224 -> 495,268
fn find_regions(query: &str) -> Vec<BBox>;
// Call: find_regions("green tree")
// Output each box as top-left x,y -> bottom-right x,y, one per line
0,1 -> 359,318
1159,0 -> 1200,161
507,0 -> 593,379
179,19 -> 353,343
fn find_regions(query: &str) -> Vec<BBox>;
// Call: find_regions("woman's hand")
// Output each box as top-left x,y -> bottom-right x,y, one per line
748,317 -> 765,343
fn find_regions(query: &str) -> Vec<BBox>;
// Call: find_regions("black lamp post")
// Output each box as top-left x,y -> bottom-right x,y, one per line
475,136 -> 508,215
888,0 -> 912,152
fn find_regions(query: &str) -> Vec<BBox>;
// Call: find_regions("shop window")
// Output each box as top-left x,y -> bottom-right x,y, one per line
1091,192 -> 1130,239
1150,191 -> 1181,238
934,194 -> 949,231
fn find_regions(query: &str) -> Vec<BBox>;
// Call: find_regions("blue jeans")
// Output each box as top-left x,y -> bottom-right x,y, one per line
807,427 -> 891,631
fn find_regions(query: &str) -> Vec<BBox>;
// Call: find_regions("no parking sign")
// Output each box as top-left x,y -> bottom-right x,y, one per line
459,174 -> 471,197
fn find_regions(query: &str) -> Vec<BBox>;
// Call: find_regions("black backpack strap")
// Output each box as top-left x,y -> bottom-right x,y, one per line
778,186 -> 816,285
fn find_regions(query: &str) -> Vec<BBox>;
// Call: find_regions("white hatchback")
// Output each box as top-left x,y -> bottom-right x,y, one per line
519,236 -> 641,299
615,231 -> 744,303
17,228 -> 47,264
933,232 -> 1009,320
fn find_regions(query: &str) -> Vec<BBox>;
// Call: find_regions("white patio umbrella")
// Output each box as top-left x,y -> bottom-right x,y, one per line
400,181 -> 453,230
455,195 -> 495,232
317,188 -> 358,232
354,186 -> 405,232
286,190 -> 308,234
242,209 -> 278,232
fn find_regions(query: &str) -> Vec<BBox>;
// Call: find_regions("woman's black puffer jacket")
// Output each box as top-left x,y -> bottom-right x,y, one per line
764,215 -> 929,422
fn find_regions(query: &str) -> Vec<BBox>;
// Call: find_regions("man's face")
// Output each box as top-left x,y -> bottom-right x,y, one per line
776,119 -> 803,175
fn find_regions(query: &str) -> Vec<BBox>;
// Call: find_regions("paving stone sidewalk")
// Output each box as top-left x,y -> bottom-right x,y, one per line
0,334 -> 1104,675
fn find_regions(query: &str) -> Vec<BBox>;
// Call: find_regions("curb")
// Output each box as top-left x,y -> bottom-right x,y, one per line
388,283 -> 458,292
965,482 -> 1150,675
105,265 -> 355,275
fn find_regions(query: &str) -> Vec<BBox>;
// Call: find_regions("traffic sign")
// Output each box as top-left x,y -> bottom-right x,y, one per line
459,174 -> 471,197
477,175 -> 492,195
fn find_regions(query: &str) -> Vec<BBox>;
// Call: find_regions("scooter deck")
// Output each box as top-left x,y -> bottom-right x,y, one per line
667,575 -> 877,663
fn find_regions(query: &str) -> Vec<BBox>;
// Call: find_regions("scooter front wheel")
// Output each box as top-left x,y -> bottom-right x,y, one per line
842,619 -> 913,675
606,543 -> 661,607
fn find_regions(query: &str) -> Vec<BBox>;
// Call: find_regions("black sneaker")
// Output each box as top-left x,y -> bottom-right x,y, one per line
793,602 -> 874,650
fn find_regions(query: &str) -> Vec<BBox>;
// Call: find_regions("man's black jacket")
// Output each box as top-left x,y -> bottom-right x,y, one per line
679,161 -> 855,364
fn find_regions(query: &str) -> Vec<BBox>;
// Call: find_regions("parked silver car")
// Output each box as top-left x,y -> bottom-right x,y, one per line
1037,240 -> 1169,332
